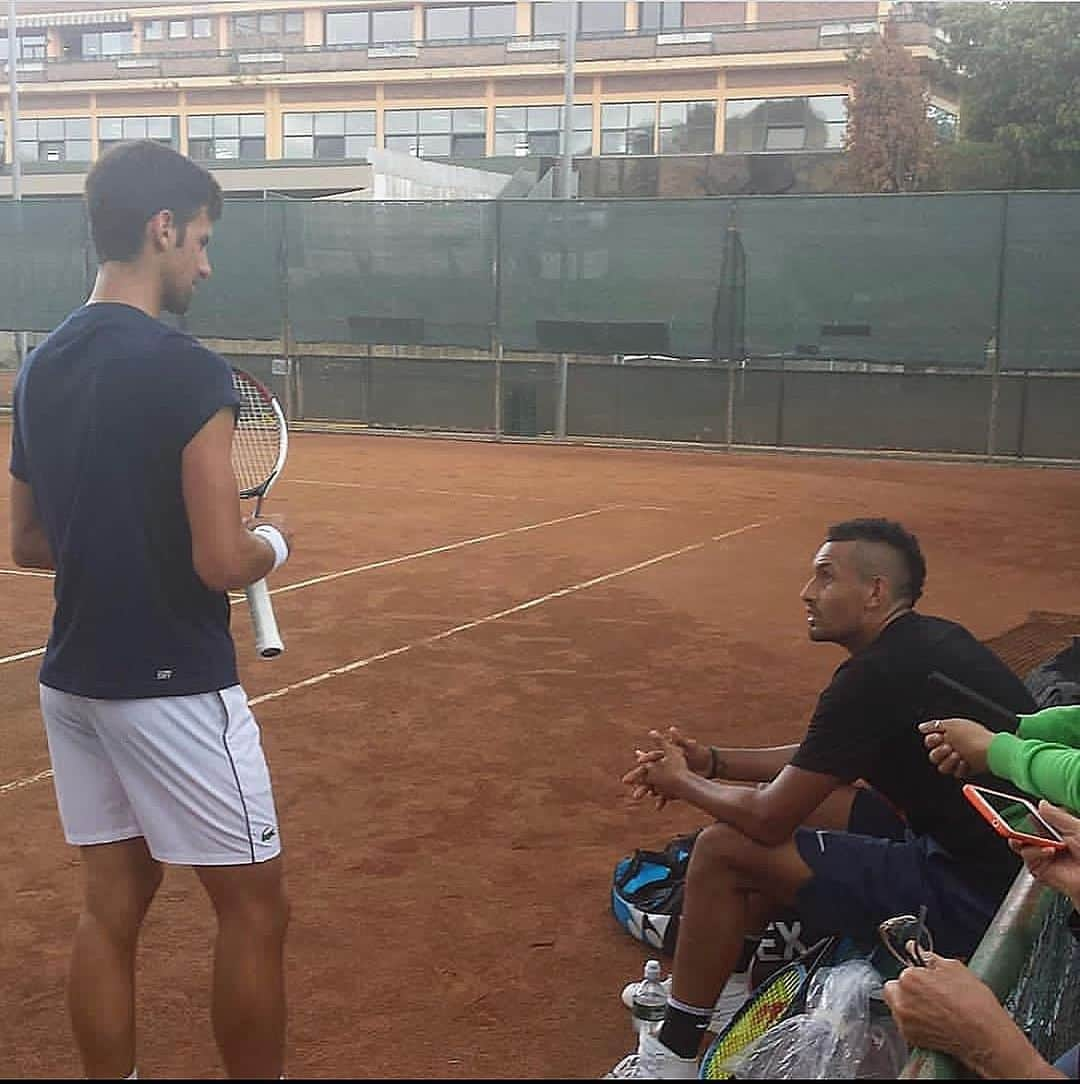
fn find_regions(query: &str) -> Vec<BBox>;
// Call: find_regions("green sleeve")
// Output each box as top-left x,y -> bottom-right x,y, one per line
988,732 -> 1080,811
1017,705 -> 1080,744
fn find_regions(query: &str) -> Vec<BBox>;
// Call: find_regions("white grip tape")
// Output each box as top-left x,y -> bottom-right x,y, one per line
253,524 -> 289,572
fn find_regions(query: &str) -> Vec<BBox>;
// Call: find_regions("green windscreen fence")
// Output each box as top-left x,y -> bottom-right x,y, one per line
0,200 -> 91,332
735,193 -> 1004,368
284,201 -> 496,349
1000,192 -> 1080,371
498,199 -> 735,359
185,201 -> 283,341
3,192 -> 1080,374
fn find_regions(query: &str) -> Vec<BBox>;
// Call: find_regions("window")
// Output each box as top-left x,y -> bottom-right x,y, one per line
384,107 -> 486,158
928,103 -> 957,142
426,4 -> 515,42
532,2 -> 568,36
234,15 -> 258,36
0,33 -> 47,61
326,8 -> 414,46
144,20 -> 164,41
494,103 -> 592,156
0,119 -> 5,164
371,8 -> 414,43
16,117 -> 92,163
81,30 -> 134,57
530,0 -> 626,36
99,115 -> 178,152
192,18 -> 213,39
724,95 -> 847,153
640,1 -> 683,31
600,101 -> 656,154
169,20 -> 188,39
580,2 -> 624,34
188,114 -> 266,160
259,14 -> 281,34
658,100 -> 715,154
285,13 -> 304,34
283,111 -> 376,159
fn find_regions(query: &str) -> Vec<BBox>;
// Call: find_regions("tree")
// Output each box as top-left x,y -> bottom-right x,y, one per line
844,22 -> 937,193
935,2 -> 1080,185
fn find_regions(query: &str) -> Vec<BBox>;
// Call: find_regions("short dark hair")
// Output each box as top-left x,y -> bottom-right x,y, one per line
825,518 -> 926,605
85,140 -> 223,262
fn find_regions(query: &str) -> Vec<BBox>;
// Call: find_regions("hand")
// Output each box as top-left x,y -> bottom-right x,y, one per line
1012,802 -> 1080,907
661,726 -> 713,777
621,730 -> 693,806
881,950 -> 1047,1076
918,717 -> 994,777
246,513 -> 294,552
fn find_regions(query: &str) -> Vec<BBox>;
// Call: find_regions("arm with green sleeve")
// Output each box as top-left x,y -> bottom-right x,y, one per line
988,705 -> 1080,813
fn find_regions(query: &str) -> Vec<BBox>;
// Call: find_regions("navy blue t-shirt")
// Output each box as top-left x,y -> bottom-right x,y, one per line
9,302 -> 241,698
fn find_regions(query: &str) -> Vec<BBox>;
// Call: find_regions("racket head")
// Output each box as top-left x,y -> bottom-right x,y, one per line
698,936 -> 837,1081
231,368 -> 288,500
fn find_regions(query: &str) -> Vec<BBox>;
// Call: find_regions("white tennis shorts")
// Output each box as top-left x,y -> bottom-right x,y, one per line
40,683 -> 281,866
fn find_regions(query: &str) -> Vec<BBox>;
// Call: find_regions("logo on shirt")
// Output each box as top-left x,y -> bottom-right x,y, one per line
260,826 -> 277,843
155,669 -> 174,681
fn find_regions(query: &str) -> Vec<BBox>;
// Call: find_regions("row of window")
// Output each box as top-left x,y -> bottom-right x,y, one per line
325,1 -> 685,45
5,98 -> 847,164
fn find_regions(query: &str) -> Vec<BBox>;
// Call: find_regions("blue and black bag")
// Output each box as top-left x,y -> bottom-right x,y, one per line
611,830 -> 700,956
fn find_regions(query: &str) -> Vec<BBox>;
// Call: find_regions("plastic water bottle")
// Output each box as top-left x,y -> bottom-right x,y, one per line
632,959 -> 668,1044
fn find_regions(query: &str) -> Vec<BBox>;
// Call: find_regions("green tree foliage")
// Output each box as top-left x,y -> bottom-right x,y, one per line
936,1 -> 1080,183
844,23 -> 937,192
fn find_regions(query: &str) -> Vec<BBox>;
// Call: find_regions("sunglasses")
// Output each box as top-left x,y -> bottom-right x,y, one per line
878,904 -> 933,969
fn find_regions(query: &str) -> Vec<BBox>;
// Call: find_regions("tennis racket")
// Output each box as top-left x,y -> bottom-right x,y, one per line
698,936 -> 838,1080
231,367 -> 288,659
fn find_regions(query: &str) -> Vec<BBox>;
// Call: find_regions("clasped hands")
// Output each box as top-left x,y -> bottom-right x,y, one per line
622,726 -> 710,809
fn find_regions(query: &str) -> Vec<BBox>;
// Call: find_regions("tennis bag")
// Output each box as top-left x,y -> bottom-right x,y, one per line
611,830 -> 699,955
612,830 -> 830,979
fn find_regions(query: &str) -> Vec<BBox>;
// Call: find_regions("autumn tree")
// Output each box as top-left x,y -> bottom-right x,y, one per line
844,22 -> 937,192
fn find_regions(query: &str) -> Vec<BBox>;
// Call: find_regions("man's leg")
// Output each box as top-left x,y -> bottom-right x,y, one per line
195,857 -> 290,1080
664,822 -> 814,1057
69,838 -> 163,1079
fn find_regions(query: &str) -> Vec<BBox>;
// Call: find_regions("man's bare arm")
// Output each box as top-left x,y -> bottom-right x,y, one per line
625,732 -> 841,846
9,476 -> 55,570
710,745 -> 800,783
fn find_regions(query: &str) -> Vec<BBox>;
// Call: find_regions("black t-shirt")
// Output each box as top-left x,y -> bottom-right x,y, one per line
9,302 -> 240,699
791,611 -> 1037,898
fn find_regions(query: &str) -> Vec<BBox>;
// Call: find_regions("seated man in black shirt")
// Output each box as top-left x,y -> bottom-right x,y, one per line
609,518 -> 1036,1080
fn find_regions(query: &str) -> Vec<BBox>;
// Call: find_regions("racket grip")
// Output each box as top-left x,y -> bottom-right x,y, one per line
246,577 -> 284,658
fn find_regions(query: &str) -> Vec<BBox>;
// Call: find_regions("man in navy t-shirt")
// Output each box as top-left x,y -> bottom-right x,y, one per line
8,141 -> 293,1080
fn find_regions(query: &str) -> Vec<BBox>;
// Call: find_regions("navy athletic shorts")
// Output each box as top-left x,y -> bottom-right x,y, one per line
792,787 -> 1005,960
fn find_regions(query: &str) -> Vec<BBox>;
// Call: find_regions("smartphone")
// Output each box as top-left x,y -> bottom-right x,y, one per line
962,784 -> 1067,850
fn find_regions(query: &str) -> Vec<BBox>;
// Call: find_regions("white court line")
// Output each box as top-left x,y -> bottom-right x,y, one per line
0,646 -> 46,666
0,568 -> 54,579
290,478 -> 556,502
267,505 -> 620,597
248,520 -> 765,707
1,519 -> 766,797
5,505 -> 622,664
291,478 -> 672,511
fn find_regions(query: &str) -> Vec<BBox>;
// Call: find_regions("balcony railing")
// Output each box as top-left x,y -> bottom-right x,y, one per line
7,16 -> 933,84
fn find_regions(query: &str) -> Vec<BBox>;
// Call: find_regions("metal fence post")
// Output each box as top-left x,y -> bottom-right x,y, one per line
987,192 -> 1009,459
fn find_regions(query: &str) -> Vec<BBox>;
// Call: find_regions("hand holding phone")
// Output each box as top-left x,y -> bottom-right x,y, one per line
962,784 -> 1067,851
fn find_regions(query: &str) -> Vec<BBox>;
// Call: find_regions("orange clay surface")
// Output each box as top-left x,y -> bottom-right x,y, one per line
2,426 -> 1079,1078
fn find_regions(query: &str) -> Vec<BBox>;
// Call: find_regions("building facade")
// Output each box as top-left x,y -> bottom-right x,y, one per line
0,0 -> 952,197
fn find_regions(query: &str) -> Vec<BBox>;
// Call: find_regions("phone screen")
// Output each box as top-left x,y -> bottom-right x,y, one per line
973,787 -> 1063,842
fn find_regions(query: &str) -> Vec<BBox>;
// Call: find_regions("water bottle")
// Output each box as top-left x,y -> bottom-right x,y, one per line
632,959 -> 668,1044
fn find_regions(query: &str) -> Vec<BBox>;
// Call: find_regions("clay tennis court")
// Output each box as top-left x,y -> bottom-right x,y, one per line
2,426 -> 1079,1079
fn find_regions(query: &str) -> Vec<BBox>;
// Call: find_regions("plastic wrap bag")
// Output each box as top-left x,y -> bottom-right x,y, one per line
722,958 -> 908,1079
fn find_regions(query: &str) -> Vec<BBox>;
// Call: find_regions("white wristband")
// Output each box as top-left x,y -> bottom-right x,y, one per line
252,524 -> 289,572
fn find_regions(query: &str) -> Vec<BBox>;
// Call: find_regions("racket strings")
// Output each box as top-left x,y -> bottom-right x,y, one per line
232,376 -> 282,495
